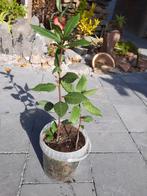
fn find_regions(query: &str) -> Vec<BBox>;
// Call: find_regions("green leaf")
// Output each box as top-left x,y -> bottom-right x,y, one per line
36,100 -> 54,111
83,88 -> 97,96
64,92 -> 86,104
32,83 -> 56,92
64,14 -> 80,39
32,25 -> 61,43
56,0 -> 62,12
68,39 -> 90,48
83,100 -> 102,116
62,119 -> 72,125
54,101 -> 68,117
36,100 -> 48,107
81,116 -> 93,122
52,66 -> 62,74
44,102 -> 54,111
45,121 -> 57,142
76,75 -> 87,92
70,106 -> 80,124
54,48 -> 60,67
61,81 -> 74,92
53,24 -> 63,38
61,72 -> 78,83
50,121 -> 58,134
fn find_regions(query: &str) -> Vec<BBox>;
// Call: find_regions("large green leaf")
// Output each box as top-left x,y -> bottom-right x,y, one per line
61,72 -> 78,83
32,83 -> 56,92
32,25 -> 61,43
56,0 -> 62,12
61,81 -> 74,92
54,101 -> 68,117
83,100 -> 102,116
64,14 -> 80,39
83,88 -> 97,96
76,75 -> 87,92
68,39 -> 90,48
70,106 -> 80,124
64,92 -> 86,104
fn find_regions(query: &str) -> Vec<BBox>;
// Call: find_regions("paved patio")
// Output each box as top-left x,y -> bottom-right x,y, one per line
0,66 -> 147,196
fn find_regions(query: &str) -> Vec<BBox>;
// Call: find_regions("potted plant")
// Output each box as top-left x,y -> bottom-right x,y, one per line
32,1 -> 101,181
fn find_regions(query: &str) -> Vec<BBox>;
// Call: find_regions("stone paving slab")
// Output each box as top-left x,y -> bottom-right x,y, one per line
91,154 -> 147,196
0,154 -> 26,196
114,104 -> 147,132
88,132 -> 138,153
0,114 -> 29,153
0,66 -> 147,196
20,183 -> 96,196
131,133 -> 147,161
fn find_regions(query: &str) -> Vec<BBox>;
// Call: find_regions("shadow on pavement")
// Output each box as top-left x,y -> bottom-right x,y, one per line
100,73 -> 147,98
0,71 -> 54,166
20,108 -> 54,166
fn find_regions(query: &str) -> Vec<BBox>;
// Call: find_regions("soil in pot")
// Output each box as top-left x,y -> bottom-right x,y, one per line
44,124 -> 85,152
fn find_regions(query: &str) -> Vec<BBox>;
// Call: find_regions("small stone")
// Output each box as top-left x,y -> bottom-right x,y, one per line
64,49 -> 83,65
119,62 -> 131,72
31,16 -> 40,26
101,65 -> 113,73
0,23 -> 13,54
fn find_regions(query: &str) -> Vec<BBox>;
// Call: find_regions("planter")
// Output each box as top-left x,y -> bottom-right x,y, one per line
40,123 -> 91,181
92,52 -> 115,72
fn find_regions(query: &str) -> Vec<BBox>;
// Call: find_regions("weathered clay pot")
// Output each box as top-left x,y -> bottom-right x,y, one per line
92,52 -> 115,72
40,123 -> 91,181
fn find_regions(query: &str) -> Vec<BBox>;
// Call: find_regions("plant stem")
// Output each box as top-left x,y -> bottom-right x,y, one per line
57,48 -> 63,141
75,115 -> 82,150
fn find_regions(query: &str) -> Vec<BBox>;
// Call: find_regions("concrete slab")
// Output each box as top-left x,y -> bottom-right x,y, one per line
91,154 -> 147,196
0,154 -> 26,196
131,132 -> 147,161
88,132 -> 138,153
21,183 -> 96,196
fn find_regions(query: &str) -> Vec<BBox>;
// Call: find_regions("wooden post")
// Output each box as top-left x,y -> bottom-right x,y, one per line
21,0 -> 32,23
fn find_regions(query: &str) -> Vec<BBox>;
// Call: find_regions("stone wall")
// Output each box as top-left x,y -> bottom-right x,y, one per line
0,18 -> 51,63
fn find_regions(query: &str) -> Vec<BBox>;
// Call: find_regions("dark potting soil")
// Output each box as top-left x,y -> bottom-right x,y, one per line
44,124 -> 85,152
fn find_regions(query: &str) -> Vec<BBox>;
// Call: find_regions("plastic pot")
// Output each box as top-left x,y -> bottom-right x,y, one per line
40,123 -> 91,181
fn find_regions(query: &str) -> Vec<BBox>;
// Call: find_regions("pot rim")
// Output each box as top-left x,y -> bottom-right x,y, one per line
40,122 -> 91,162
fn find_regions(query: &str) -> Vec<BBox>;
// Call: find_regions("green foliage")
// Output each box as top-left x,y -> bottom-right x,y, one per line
61,72 -> 78,83
83,100 -> 102,116
54,101 -> 68,117
78,3 -> 100,35
0,0 -> 26,29
64,92 -> 86,104
83,88 -> 97,96
45,121 -> 58,142
115,41 -> 138,56
31,3 -> 101,144
70,106 -> 80,124
81,116 -> 93,122
115,14 -> 126,29
64,14 -> 80,39
37,100 -> 54,111
76,75 -> 87,92
32,83 -> 56,92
